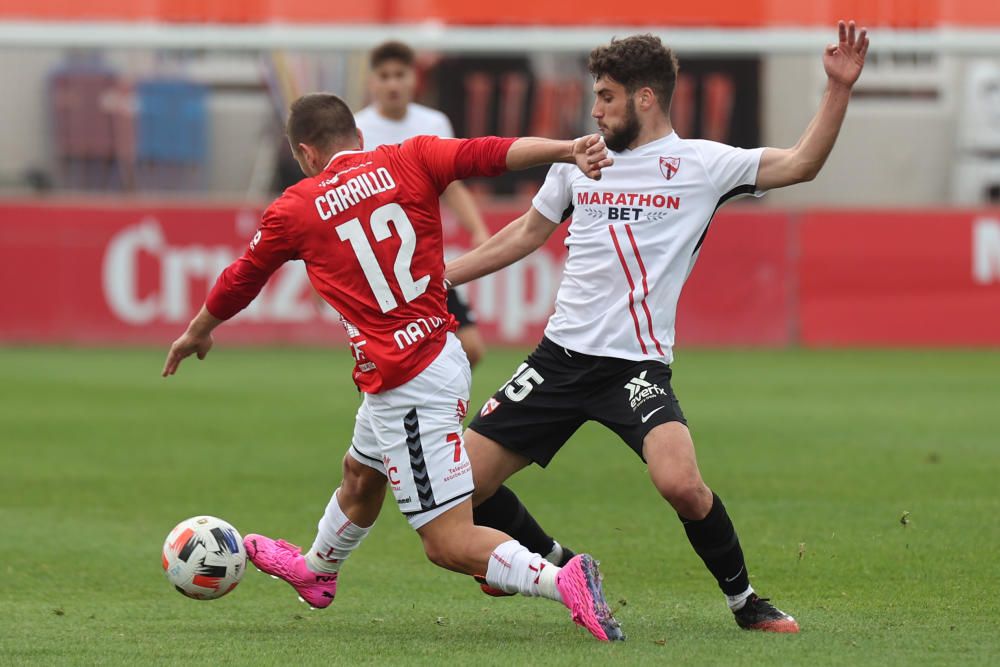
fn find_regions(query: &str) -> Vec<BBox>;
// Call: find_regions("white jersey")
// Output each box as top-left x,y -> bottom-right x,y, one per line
355,103 -> 454,149
532,132 -> 765,364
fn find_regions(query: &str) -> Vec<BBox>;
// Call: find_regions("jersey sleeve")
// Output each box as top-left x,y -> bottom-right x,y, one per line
530,164 -> 574,224
402,135 -> 516,192
690,140 -> 767,200
205,202 -> 298,320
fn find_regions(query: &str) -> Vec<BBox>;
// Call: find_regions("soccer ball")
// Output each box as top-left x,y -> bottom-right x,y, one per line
162,515 -> 246,600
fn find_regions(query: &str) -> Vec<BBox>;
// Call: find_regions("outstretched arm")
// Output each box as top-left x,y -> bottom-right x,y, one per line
506,135 -> 611,179
756,20 -> 869,191
446,207 -> 558,287
161,255 -> 276,377
162,207 -> 295,377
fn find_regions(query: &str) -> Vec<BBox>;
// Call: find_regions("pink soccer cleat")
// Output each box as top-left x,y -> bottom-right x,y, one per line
555,554 -> 625,641
244,534 -> 338,609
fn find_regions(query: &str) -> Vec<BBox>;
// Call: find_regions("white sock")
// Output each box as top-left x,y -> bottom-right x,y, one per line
727,585 -> 754,611
306,488 -> 372,574
485,540 -> 562,602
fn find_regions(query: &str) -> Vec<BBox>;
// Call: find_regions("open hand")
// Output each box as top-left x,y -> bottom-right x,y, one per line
824,20 -> 869,88
162,331 -> 213,377
572,134 -> 613,180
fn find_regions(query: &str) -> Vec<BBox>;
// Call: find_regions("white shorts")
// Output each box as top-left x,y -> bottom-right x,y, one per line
349,333 -> 474,529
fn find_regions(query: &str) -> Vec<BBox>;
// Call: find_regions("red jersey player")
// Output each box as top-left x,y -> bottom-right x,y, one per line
161,93 -> 623,641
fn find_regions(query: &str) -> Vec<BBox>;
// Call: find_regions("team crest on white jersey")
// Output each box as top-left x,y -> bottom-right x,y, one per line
625,370 -> 668,410
659,157 -> 680,181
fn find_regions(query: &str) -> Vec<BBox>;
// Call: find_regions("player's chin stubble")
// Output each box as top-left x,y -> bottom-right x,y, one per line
602,101 -> 641,153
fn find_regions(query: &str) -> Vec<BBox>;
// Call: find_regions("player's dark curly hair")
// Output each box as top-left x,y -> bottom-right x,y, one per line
370,40 -> 416,69
286,93 -> 356,151
588,34 -> 679,112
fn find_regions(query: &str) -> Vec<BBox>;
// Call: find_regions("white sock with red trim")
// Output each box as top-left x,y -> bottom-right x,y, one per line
306,488 -> 372,574
485,540 -> 562,602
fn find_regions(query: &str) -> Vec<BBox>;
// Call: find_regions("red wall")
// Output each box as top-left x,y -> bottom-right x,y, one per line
2,0 -> 997,27
2,201 -> 1000,348
798,210 -> 1000,346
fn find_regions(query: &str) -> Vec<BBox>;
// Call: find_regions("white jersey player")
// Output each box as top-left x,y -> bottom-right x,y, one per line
532,135 -> 762,362
448,24 -> 869,633
355,102 -> 454,149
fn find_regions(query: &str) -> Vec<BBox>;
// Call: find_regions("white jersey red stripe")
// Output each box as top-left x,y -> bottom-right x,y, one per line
607,224 -> 648,354
531,132 -> 765,363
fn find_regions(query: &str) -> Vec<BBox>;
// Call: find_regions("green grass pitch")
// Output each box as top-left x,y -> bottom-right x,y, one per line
1,345 -> 998,665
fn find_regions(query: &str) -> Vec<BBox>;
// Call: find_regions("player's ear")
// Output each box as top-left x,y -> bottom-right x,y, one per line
357,128 -> 365,150
297,143 -> 318,172
638,87 -> 655,111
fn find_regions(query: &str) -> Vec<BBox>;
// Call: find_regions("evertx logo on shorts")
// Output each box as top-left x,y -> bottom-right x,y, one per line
625,371 -> 668,410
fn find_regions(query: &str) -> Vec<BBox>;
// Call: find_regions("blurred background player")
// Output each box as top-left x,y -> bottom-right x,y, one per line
161,92 -> 623,641
355,40 -> 489,368
448,23 -> 870,634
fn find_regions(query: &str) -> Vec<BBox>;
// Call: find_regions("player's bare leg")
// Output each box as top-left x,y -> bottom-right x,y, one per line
455,325 -> 486,369
467,429 -> 574,562
334,451 -> 388,527
466,429 -> 532,505
416,498 -> 624,641
643,422 -> 799,633
465,429 -> 577,597
642,422 -> 712,519
245,452 -> 386,609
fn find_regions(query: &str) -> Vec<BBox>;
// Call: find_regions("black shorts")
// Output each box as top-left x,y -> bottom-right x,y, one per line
469,337 -> 686,466
447,288 -> 477,329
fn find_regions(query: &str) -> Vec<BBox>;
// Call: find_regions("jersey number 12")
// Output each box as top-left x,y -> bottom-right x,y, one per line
336,203 -> 430,313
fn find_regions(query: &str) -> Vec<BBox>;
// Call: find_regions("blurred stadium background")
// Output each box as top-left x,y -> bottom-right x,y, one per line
1,1 -> 1000,346
2,2 -> 999,665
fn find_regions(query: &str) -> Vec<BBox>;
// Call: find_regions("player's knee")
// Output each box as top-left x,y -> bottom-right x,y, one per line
471,479 -> 502,507
660,480 -> 712,519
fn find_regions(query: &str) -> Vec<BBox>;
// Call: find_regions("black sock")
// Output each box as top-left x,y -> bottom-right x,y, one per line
473,485 -> 556,558
679,492 -> 750,598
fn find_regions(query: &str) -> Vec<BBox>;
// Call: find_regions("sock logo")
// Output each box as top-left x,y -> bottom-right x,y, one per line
624,371 -> 668,410
724,566 -> 744,583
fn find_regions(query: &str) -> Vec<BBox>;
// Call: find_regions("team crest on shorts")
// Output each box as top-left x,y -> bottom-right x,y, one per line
480,398 -> 501,417
659,156 -> 680,180
456,399 -> 469,422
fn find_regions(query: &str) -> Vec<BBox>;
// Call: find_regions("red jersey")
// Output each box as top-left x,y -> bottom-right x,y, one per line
206,135 -> 516,392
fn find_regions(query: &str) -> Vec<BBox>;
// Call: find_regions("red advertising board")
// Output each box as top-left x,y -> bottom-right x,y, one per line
677,210 -> 792,346
0,200 -> 793,348
7,202 -> 997,348
798,210 -> 1000,346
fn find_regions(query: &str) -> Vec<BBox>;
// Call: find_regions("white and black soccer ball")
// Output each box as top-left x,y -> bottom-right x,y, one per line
162,516 -> 246,600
